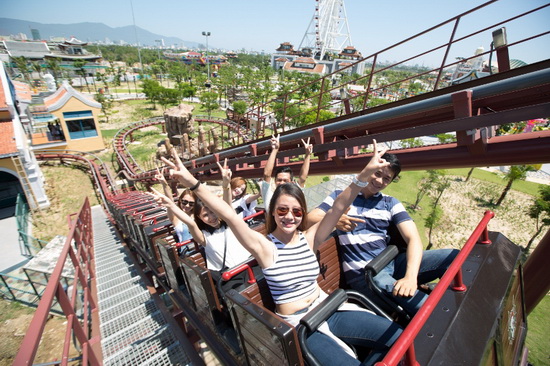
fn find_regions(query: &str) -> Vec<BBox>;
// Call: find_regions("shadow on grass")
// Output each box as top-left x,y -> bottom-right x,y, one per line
472,195 -> 498,209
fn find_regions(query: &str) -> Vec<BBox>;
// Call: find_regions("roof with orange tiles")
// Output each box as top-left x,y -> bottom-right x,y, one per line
43,82 -> 101,111
0,121 -> 17,156
284,57 -> 326,74
12,80 -> 33,103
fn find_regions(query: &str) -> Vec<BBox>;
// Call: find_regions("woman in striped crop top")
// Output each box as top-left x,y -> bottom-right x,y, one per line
162,141 -> 402,365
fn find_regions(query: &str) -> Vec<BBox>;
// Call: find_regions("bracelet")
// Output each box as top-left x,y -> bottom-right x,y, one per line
189,180 -> 201,191
352,176 -> 369,188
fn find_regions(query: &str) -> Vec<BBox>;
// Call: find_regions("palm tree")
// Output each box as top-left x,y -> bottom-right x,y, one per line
73,59 -> 90,93
525,185 -> 550,254
31,61 -> 43,79
46,58 -> 61,87
495,165 -> 537,206
12,56 -> 31,83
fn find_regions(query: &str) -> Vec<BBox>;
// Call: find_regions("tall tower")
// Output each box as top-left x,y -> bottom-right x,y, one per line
298,0 -> 353,61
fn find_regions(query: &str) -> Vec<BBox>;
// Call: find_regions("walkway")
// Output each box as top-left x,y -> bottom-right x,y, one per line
0,207 -> 30,273
91,205 -> 203,366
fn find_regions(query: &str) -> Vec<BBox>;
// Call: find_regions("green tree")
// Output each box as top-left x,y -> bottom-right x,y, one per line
73,59 -> 91,93
411,170 -> 445,210
31,61 -> 43,79
12,56 -> 31,83
401,137 -> 424,148
232,100 -> 247,121
435,133 -> 456,144
45,58 -> 62,87
169,62 -> 188,85
200,91 -> 219,119
495,165 -> 537,206
425,173 -> 450,249
113,67 -> 124,87
155,59 -> 169,86
525,185 -> 550,254
95,93 -> 113,123
424,206 -> 443,250
142,79 -> 162,108
157,87 -> 181,111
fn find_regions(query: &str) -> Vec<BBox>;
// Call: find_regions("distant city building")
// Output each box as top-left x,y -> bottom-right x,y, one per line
15,33 -> 28,41
31,29 -> 41,41
1,38 -> 103,81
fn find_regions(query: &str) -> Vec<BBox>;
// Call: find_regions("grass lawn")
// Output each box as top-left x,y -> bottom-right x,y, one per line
526,295 -> 550,365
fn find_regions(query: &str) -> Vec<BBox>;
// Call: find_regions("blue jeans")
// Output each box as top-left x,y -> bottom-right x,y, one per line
306,310 -> 403,365
349,249 -> 459,315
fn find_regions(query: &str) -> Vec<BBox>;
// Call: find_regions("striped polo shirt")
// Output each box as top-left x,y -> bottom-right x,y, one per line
317,190 -> 412,282
263,232 -> 320,304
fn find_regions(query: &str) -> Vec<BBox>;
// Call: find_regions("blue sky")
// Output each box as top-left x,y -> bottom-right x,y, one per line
2,0 -> 549,67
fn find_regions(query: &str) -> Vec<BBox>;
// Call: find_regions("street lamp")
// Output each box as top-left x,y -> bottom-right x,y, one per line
202,31 -> 211,86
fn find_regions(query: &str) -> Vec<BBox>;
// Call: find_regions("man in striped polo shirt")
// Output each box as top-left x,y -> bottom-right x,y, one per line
308,152 -> 458,315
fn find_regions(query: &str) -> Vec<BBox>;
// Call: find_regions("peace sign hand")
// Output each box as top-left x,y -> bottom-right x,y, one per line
161,149 -> 196,187
216,158 -> 232,188
357,139 -> 390,182
155,167 -> 167,184
301,137 -> 313,155
270,134 -> 280,150
147,187 -> 174,208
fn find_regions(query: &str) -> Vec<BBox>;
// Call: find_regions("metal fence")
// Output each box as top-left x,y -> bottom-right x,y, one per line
15,193 -> 45,257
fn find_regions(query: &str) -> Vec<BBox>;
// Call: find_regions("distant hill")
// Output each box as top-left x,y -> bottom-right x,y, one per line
0,17 -> 198,49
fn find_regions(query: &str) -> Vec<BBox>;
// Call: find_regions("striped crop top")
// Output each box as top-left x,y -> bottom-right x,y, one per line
262,232 -> 320,304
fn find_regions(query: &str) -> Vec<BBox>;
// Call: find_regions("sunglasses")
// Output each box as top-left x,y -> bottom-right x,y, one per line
275,206 -> 304,218
180,200 -> 195,207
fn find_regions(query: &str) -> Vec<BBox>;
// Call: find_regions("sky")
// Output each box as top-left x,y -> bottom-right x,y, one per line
2,0 -> 549,67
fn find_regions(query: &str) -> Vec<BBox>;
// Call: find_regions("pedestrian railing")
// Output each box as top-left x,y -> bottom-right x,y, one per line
14,197 -> 102,366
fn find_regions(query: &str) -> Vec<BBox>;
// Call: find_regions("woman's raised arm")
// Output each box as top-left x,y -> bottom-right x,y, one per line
148,188 -> 206,246
162,151 -> 273,267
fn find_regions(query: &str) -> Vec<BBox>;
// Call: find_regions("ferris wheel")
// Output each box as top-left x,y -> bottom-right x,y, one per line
298,0 -> 353,60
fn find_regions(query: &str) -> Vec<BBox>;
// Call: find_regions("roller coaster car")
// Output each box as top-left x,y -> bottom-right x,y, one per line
364,223 -> 413,325
414,231 -> 527,365
364,229 -> 526,365
223,233 -> 346,366
156,221 -> 269,359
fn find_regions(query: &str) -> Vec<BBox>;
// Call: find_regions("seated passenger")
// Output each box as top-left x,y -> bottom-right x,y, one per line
149,188 -> 252,272
155,169 -> 194,248
260,135 -> 313,212
230,176 -> 261,218
163,141 -> 403,365
308,151 -> 459,315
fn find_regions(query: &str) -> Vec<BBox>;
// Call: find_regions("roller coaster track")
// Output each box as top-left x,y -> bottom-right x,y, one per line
34,149 -> 119,210
107,0 -> 550,184
112,115 -> 252,183
112,63 -> 550,186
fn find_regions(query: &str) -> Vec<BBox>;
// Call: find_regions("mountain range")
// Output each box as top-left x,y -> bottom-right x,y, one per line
0,18 -> 199,49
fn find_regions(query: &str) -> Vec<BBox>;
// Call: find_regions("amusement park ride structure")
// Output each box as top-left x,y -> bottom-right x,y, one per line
298,0 -> 354,61
12,1 -> 550,365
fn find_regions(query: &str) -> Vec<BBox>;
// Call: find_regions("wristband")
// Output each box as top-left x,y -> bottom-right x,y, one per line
189,180 -> 201,191
352,176 -> 369,188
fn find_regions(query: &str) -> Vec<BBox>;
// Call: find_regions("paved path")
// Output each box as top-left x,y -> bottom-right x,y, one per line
0,210 -> 30,273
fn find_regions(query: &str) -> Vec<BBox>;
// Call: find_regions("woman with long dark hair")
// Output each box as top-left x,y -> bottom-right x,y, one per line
149,187 -> 251,272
